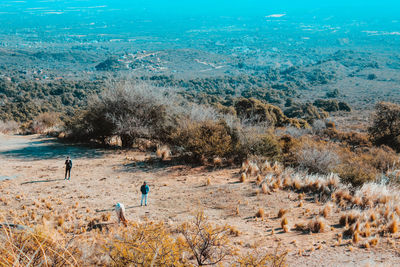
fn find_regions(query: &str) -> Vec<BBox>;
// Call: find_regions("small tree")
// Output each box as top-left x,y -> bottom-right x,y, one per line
369,102 -> 400,152
179,211 -> 234,266
67,82 -> 173,147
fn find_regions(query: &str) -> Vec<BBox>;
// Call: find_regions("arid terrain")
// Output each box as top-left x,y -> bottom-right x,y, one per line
1,1 -> 400,266
1,134 -> 400,266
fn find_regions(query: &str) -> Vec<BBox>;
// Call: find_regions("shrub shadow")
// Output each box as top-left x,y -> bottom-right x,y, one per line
0,139 -> 105,160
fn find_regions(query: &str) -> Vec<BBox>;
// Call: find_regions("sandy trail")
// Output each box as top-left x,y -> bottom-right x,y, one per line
0,134 -> 399,266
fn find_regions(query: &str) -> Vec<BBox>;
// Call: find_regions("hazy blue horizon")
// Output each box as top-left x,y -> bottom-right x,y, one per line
0,0 -> 398,49
1,0 -> 399,19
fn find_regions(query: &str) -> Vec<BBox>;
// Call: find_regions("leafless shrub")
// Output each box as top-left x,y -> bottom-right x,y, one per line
296,145 -> 340,174
277,126 -> 311,138
179,211 -> 234,266
29,112 -> 61,134
0,120 -> 19,134
312,119 -> 326,133
67,81 -> 177,147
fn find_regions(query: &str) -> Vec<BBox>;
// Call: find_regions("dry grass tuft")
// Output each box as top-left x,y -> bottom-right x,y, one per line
256,175 -> 263,185
278,209 -> 288,218
240,173 -> 246,183
256,208 -> 265,218
281,217 -> 288,229
294,223 -> 308,232
308,217 -> 327,233
228,226 -> 241,237
388,219 -> 398,234
283,225 -> 290,233
352,232 -> 360,244
261,184 -> 268,194
369,212 -> 377,222
322,204 -> 331,218
369,237 -> 379,247
247,162 -> 260,176
362,222 -> 371,237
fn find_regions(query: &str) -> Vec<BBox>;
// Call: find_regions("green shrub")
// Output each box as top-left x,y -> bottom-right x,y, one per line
238,131 -> 282,162
369,102 -> 400,152
284,102 -> 328,124
234,97 -> 307,128
336,162 -> 377,187
171,120 -> 239,161
313,99 -> 339,112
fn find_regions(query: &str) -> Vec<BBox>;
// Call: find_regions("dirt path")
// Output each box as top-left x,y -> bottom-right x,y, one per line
1,134 -> 399,266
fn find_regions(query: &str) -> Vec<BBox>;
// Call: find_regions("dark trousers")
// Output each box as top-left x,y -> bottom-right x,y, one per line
65,168 -> 71,179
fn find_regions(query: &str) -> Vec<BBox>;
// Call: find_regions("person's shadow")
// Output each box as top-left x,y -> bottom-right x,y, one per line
95,205 -> 142,213
20,178 -> 65,185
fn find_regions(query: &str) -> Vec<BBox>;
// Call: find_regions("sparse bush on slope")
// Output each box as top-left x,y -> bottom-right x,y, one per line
234,97 -> 308,128
284,102 -> 328,124
313,99 -> 352,112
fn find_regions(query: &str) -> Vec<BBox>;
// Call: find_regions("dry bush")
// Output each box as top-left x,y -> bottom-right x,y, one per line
283,225 -> 290,233
0,120 -> 19,134
234,97 -> 306,128
237,127 -> 282,162
66,81 -> 174,147
156,145 -> 171,160
339,211 -> 361,226
336,161 -> 377,187
172,120 -> 238,162
179,211 -> 235,266
296,140 -> 340,174
236,245 -> 287,267
106,221 -> 186,266
29,112 -> 61,134
0,225 -> 81,266
361,146 -> 399,173
308,217 -> 328,233
321,126 -> 371,148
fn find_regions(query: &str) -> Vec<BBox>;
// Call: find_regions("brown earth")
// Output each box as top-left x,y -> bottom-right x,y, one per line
0,134 -> 399,266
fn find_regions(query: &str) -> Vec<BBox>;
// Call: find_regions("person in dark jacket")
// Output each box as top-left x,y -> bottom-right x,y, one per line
140,181 -> 150,206
65,156 -> 72,180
